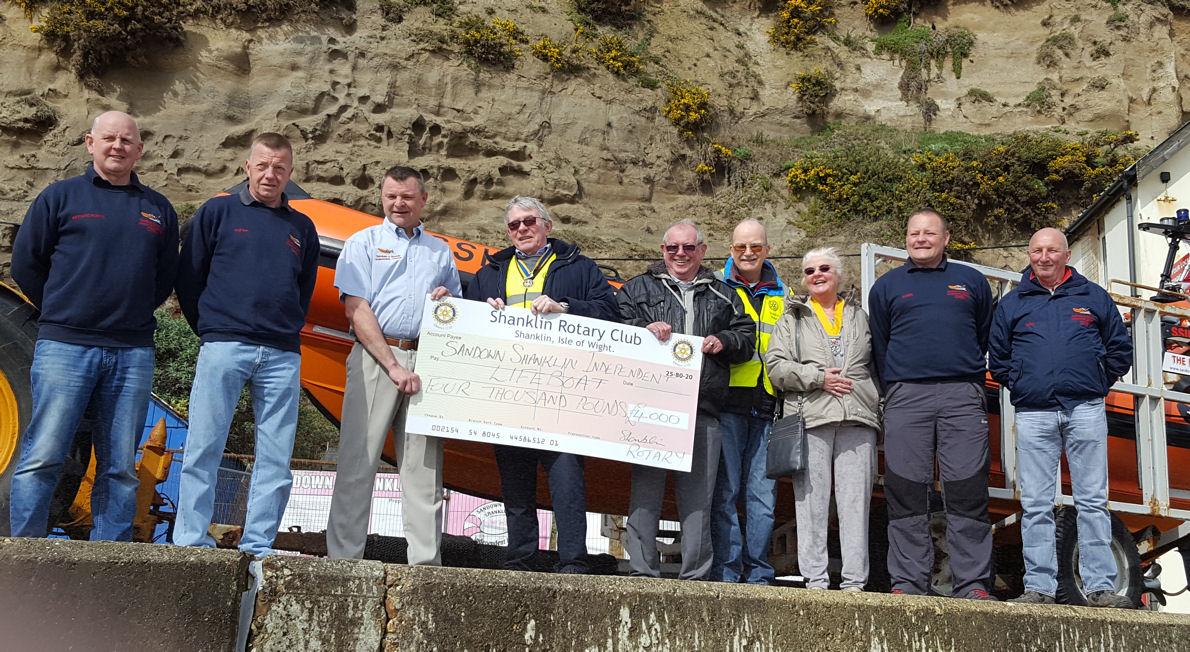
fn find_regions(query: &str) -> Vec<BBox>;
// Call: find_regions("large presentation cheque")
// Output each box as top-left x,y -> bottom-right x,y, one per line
406,298 -> 703,471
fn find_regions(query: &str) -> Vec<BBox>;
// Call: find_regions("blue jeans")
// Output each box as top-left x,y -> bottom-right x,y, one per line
711,412 -> 776,584
174,341 -> 301,556
1016,398 -> 1115,596
9,340 -> 154,541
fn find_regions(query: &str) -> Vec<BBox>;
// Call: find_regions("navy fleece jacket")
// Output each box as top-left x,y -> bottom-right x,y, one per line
175,189 -> 320,352
11,165 -> 179,347
867,257 -> 993,387
464,238 -> 619,322
988,267 -> 1132,411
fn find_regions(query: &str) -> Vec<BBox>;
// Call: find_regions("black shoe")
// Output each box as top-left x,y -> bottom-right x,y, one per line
964,588 -> 998,601
1086,590 -> 1134,609
1008,590 -> 1055,605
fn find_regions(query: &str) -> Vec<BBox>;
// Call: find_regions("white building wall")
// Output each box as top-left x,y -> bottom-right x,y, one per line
1068,218 -> 1102,284
1099,200 -> 1133,293
1133,146 -> 1190,291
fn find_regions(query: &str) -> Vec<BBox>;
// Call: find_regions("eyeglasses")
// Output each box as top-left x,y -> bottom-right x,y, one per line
731,243 -> 766,254
663,243 -> 700,255
506,216 -> 540,231
804,264 -> 833,276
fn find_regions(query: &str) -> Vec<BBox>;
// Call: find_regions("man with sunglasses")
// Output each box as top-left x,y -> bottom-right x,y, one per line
710,219 -> 785,584
868,208 -> 995,599
618,219 -> 755,580
326,166 -> 461,565
465,196 -> 617,573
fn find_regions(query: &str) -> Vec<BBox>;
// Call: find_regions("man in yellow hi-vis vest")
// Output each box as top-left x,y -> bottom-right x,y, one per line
464,196 -> 619,573
711,219 -> 785,584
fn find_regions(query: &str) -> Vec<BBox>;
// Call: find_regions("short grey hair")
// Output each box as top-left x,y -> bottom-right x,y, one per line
802,246 -> 845,283
504,196 -> 552,223
663,218 -> 705,245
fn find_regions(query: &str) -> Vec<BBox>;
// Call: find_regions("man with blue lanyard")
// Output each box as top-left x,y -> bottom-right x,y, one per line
711,218 -> 784,584
465,196 -> 618,573
326,166 -> 461,565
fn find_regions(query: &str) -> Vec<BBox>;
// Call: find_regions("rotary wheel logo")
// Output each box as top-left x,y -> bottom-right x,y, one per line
432,300 -> 458,326
671,339 -> 695,363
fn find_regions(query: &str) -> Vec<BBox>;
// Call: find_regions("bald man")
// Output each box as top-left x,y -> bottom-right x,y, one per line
710,219 -> 785,585
9,111 -> 179,540
989,227 -> 1133,608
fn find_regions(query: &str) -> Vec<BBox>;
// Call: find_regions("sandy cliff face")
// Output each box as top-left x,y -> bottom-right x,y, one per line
0,0 -> 1188,275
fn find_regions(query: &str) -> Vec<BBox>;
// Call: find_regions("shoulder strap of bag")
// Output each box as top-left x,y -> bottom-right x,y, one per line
775,310 -> 806,419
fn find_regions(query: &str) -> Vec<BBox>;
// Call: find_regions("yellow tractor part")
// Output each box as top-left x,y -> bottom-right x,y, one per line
59,418 -> 175,542
134,419 -> 174,542
0,368 -> 20,476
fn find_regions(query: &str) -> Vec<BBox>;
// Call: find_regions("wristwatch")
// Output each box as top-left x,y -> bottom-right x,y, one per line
558,301 -> 570,313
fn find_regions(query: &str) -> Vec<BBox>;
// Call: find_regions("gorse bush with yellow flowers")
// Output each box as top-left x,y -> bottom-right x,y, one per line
864,0 -> 906,22
663,81 -> 712,138
455,14 -> 527,69
593,34 -> 642,76
783,124 -> 1138,240
530,31 -> 589,73
769,0 -> 836,52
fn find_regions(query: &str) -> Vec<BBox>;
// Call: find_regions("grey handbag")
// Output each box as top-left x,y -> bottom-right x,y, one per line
766,312 -> 808,478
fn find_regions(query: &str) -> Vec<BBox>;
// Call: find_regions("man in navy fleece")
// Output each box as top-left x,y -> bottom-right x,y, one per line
990,228 -> 1134,608
868,208 -> 995,599
173,132 -> 320,557
8,110 -> 179,540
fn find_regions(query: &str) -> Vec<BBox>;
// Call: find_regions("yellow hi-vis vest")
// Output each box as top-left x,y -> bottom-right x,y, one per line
729,288 -> 784,395
504,253 -> 558,308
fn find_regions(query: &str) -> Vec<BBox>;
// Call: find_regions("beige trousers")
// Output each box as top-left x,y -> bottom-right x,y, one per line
326,343 -> 444,565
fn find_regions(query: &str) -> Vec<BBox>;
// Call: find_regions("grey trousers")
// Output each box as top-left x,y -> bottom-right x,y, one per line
794,423 -> 876,589
883,380 -> 991,596
326,344 -> 444,565
625,415 -> 721,579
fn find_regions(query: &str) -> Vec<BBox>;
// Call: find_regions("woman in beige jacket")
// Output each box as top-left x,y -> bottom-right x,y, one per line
764,246 -> 880,591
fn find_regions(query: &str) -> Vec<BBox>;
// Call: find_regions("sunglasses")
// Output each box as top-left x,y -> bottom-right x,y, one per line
804,264 -> 833,276
506,216 -> 540,231
663,243 -> 700,254
731,243 -> 766,254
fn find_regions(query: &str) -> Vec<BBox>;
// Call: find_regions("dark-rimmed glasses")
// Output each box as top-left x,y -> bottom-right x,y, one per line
506,216 -> 540,231
664,243 -> 700,255
804,264 -> 832,276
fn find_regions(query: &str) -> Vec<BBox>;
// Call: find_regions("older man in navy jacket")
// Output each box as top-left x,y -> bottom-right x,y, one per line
465,196 -> 618,573
989,227 -> 1133,608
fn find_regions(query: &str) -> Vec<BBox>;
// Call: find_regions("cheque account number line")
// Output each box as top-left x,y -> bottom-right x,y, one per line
431,359 -> 689,397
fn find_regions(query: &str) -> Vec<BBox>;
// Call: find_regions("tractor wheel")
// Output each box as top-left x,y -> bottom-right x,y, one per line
1055,507 -> 1142,607
0,287 -> 89,536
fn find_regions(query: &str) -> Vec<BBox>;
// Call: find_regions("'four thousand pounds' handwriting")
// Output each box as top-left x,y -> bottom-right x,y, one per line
406,298 -> 704,471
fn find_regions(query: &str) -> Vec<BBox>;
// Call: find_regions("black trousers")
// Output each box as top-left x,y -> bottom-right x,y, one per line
495,445 -> 588,570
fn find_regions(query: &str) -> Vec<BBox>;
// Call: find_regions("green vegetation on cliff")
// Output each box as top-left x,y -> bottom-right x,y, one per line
781,125 -> 1138,242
